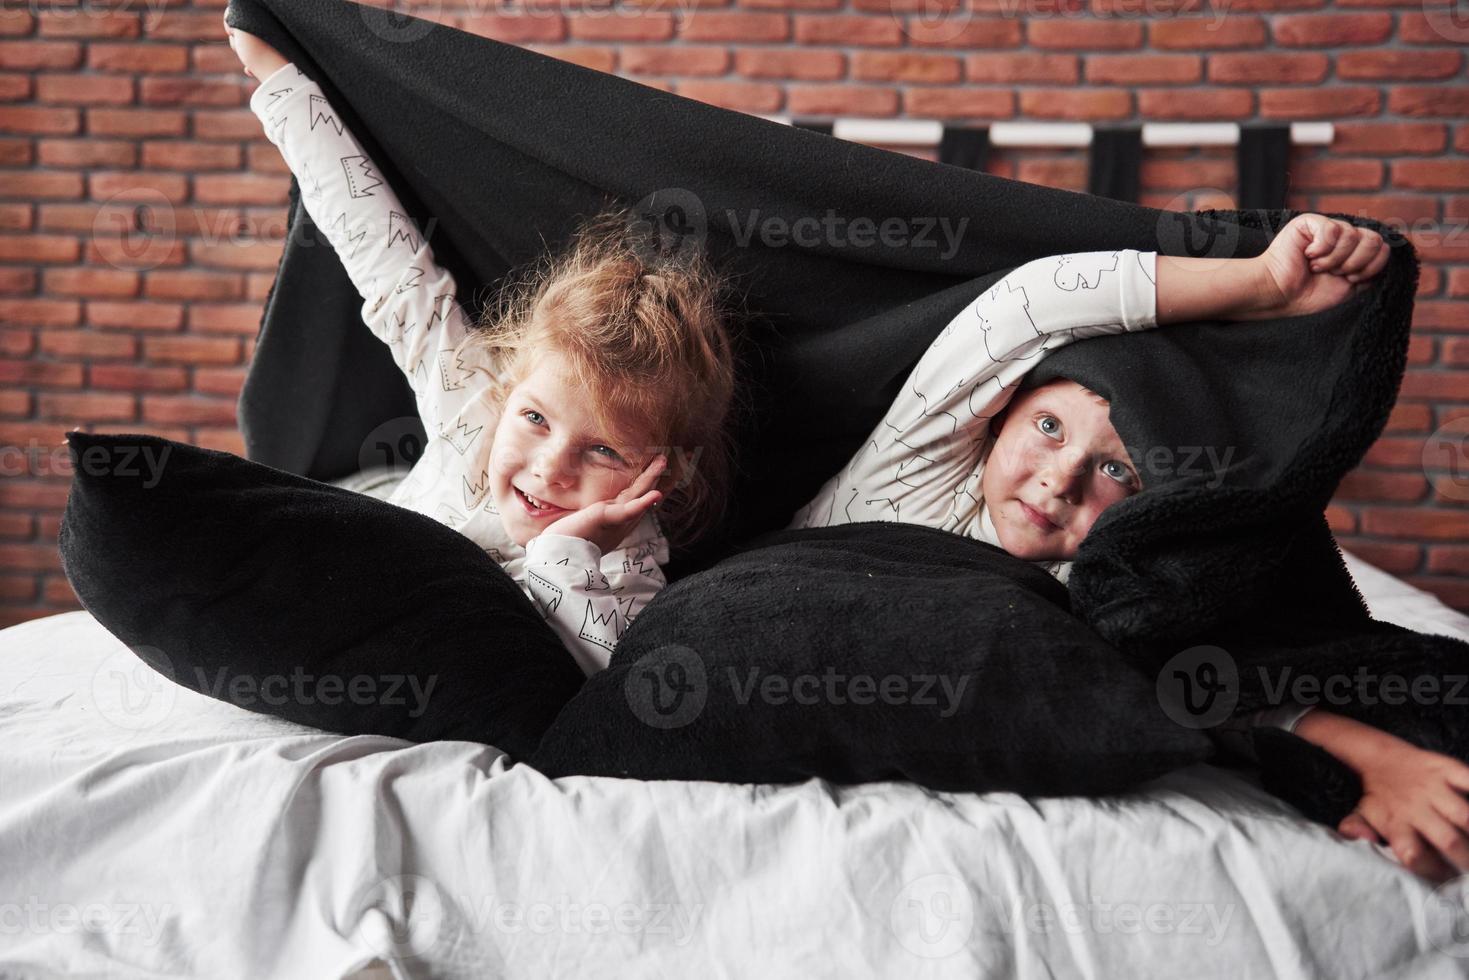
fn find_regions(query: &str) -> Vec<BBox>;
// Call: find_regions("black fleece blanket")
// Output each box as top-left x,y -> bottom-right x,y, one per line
225,0 -> 1468,826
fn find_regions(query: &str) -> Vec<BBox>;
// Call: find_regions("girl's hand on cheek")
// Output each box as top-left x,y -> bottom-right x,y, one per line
540,454 -> 668,555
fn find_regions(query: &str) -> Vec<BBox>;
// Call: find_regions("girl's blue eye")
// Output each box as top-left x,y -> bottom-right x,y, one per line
523,410 -> 622,462
1037,415 -> 1061,438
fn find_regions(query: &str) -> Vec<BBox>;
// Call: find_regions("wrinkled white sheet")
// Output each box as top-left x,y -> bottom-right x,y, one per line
2,550 -> 1468,979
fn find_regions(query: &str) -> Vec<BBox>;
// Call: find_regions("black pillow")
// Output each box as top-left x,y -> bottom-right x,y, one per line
529,521 -> 1214,795
57,431 -> 585,759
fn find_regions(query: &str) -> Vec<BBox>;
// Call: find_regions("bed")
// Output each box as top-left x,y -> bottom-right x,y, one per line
3,540 -> 1468,979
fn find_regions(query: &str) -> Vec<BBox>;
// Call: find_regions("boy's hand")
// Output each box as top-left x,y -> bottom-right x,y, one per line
1334,742 -> 1469,885
223,13 -> 289,81
538,454 -> 667,556
1249,213 -> 1390,320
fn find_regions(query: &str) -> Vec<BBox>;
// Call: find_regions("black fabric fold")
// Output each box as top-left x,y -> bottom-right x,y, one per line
1238,125 -> 1293,212
225,0 -> 1467,827
1087,126 -> 1142,203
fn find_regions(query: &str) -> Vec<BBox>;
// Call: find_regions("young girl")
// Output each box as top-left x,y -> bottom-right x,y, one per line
227,27 -> 739,678
788,218 -> 1469,885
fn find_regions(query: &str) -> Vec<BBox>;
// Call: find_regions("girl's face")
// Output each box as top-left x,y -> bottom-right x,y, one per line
980,379 -> 1142,562
490,348 -> 655,547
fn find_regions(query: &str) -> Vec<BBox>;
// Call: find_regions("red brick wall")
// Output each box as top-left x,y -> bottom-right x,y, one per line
0,0 -> 1465,628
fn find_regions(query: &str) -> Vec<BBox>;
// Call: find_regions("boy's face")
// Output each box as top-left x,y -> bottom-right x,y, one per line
489,349 -> 654,547
980,379 -> 1142,562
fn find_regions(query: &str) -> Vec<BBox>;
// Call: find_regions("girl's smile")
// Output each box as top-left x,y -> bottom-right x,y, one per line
489,349 -> 656,547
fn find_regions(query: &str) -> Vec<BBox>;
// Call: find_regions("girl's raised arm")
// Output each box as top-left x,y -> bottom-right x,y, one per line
240,54 -> 492,441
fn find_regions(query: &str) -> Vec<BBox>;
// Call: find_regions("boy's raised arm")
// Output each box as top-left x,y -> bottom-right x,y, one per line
788,249 -> 1159,531
246,62 -> 492,438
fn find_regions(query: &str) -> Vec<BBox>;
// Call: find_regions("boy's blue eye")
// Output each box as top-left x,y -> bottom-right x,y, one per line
523,409 -> 544,425
1103,460 -> 1137,486
1038,415 -> 1138,488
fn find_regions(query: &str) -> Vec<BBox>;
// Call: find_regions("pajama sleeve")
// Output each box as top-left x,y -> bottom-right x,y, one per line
1210,704 -> 1319,764
521,527 -> 670,677
247,62 -> 494,439
787,250 -> 1158,532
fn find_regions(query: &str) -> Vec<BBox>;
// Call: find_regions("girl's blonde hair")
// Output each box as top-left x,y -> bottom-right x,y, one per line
460,201 -> 746,551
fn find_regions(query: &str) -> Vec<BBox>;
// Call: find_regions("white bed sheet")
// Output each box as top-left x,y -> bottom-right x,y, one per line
2,548 -> 1468,979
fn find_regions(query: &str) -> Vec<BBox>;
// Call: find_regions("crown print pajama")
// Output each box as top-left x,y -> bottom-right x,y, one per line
249,62 -> 669,676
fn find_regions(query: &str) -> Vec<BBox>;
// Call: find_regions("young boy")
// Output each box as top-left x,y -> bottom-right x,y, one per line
785,221 -> 1469,885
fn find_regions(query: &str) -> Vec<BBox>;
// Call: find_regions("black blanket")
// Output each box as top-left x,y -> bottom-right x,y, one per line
225,0 -> 1468,827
